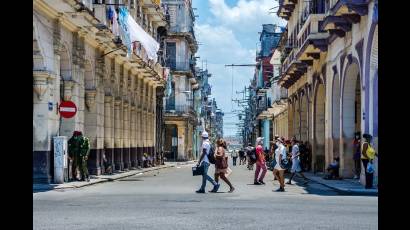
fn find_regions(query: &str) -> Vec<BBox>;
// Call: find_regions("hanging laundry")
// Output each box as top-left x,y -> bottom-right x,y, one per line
111,6 -> 120,37
126,13 -> 159,61
118,7 -> 132,57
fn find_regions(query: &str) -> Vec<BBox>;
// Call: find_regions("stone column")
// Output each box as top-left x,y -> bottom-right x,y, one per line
130,105 -> 137,168
33,71 -> 56,183
114,99 -> 123,171
104,95 -> 114,171
84,89 -> 101,175
123,102 -> 131,169
177,123 -> 186,161
136,78 -> 143,167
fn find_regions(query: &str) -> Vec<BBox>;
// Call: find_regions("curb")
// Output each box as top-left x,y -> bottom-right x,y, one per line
307,177 -> 378,196
33,164 -> 175,191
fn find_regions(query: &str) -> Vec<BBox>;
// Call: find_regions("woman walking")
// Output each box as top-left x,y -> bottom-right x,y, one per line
272,138 -> 287,192
361,134 -> 376,189
254,137 -> 267,185
286,138 -> 309,185
210,139 -> 235,193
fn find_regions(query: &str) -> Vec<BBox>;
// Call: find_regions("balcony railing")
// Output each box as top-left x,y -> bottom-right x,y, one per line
165,105 -> 196,116
165,59 -> 196,74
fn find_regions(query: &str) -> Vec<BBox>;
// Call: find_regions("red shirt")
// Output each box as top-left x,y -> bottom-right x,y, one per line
256,145 -> 265,163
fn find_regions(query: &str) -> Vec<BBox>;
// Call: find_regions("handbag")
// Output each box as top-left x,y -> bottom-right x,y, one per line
366,162 -> 374,174
280,158 -> 291,169
192,164 -> 204,176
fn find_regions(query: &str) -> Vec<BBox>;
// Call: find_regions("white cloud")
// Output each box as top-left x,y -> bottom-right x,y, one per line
209,0 -> 285,30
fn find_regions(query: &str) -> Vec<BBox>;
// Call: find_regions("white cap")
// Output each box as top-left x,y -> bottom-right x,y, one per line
256,137 -> 264,143
201,131 -> 209,138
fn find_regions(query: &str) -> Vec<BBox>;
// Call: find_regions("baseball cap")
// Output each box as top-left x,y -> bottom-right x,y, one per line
201,131 -> 209,138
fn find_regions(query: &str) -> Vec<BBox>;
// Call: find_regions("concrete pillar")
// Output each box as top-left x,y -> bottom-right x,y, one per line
104,95 -> 114,171
33,72 -> 56,183
114,99 -> 123,171
123,102 -> 130,169
263,118 -> 270,150
130,105 -> 137,168
177,123 -> 186,160
84,89 -> 101,175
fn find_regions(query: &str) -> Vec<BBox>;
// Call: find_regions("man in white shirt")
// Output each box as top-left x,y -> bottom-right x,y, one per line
196,131 -> 219,193
231,149 -> 239,166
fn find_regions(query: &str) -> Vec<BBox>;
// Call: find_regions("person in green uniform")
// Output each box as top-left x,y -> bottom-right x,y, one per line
68,131 -> 90,182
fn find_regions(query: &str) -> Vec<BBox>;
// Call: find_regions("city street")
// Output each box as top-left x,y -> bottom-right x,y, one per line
33,159 -> 378,230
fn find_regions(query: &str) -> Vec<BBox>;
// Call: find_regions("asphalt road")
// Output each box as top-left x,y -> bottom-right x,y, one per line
33,159 -> 378,230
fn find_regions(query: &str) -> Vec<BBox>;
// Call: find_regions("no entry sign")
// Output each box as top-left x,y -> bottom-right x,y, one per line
59,100 -> 77,118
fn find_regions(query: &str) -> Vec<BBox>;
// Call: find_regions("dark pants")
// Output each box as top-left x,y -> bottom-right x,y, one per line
361,159 -> 374,189
79,158 -> 89,180
354,158 -> 361,177
232,157 -> 237,166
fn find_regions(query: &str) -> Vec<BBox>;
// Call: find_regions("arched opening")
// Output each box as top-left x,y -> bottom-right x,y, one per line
314,82 -> 325,172
341,62 -> 361,178
294,97 -> 300,139
300,93 -> 308,142
288,100 -> 294,139
332,74 -> 340,160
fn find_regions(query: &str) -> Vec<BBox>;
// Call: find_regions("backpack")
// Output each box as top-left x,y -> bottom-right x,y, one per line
249,148 -> 257,163
208,145 -> 216,164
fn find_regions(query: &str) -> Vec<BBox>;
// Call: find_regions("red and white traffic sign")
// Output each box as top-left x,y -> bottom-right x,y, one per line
59,100 -> 77,118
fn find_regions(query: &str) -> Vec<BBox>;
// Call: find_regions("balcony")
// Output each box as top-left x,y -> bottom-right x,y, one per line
279,14 -> 328,89
321,0 -> 369,43
165,105 -> 196,117
277,0 -> 297,20
168,25 -> 198,52
165,59 -> 196,77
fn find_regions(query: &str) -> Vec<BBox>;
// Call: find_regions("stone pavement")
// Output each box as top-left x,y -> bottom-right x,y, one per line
300,172 -> 378,196
33,161 -> 195,191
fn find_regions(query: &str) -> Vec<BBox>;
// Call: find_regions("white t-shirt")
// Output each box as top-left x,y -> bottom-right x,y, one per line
202,139 -> 211,164
275,143 -> 287,163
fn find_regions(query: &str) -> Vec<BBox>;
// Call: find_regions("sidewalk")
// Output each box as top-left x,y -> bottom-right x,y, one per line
302,172 -> 378,196
33,163 -> 178,191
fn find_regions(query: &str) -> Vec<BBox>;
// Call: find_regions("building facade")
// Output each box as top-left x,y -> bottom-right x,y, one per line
277,0 -> 378,183
33,0 -> 169,183
162,0 -> 198,161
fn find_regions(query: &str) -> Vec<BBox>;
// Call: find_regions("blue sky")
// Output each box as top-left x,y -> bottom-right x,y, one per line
192,0 -> 286,137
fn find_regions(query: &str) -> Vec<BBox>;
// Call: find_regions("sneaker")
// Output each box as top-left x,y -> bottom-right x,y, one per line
286,181 -> 292,185
210,183 -> 220,193
275,187 -> 285,192
228,187 -> 235,193
254,181 -> 262,185
258,180 -> 265,185
195,189 -> 205,193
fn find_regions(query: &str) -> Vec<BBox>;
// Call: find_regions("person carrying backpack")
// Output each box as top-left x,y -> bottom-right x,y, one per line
254,137 -> 267,185
195,131 -> 219,193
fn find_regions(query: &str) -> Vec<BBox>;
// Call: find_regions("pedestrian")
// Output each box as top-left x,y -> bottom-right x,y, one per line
246,143 -> 255,170
195,131 -> 219,193
254,137 -> 268,185
231,148 -> 239,166
68,131 -> 90,182
305,141 -> 312,171
298,141 -> 307,171
239,149 -> 245,165
286,138 -> 309,185
272,137 -> 287,192
361,133 -> 376,189
353,132 -> 361,179
68,131 -> 81,181
324,157 -> 340,180
102,152 -> 113,175
211,139 -> 235,193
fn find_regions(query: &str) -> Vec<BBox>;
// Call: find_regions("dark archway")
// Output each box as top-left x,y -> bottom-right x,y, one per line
332,74 -> 340,160
313,82 -> 325,172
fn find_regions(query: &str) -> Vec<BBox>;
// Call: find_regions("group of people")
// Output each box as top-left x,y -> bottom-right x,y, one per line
68,131 -> 91,182
195,131 -> 309,193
